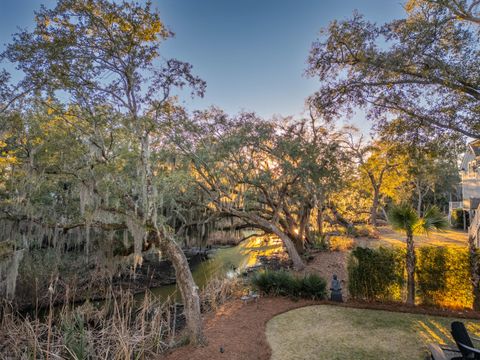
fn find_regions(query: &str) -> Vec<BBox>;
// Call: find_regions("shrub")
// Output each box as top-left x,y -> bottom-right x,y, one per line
300,273 -> 327,300
252,270 -> 298,297
252,270 -> 326,300
417,247 -> 472,309
353,224 -> 380,239
348,246 -> 474,309
310,234 -> 354,252
348,247 -> 405,301
310,233 -> 329,251
62,314 -> 89,360
451,209 -> 465,229
329,236 -> 354,251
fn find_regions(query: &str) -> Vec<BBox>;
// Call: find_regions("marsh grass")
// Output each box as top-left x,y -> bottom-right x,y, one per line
0,276 -> 240,359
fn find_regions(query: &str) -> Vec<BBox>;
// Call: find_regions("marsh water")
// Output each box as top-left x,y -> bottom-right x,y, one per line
143,235 -> 283,300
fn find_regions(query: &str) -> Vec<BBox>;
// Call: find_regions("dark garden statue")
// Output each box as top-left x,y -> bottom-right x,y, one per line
330,274 -> 343,302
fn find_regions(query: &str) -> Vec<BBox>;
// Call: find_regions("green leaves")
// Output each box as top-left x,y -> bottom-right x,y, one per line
252,270 -> 327,300
416,205 -> 449,234
307,1 -> 480,139
387,203 -> 448,235
387,203 -> 419,234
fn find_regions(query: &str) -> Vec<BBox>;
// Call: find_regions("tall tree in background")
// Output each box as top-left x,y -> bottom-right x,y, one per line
307,0 -> 480,139
378,118 -> 464,215
344,135 -> 406,226
4,0 -> 206,344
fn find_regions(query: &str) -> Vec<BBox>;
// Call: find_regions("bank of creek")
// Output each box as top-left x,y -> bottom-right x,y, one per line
144,235 -> 284,301
12,235 -> 284,312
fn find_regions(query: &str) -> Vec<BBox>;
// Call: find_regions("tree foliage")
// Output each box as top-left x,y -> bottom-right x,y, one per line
2,0 -> 207,344
307,0 -> 480,139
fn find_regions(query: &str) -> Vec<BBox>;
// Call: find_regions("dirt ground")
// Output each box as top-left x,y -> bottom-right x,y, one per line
163,251 -> 347,360
162,297 -> 315,360
301,250 -> 349,298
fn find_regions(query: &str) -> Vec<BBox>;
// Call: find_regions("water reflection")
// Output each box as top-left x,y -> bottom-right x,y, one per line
146,235 -> 283,300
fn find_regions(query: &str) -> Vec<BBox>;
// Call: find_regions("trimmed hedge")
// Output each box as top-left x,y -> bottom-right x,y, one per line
348,246 -> 473,309
348,247 -> 405,302
417,246 -> 472,309
252,270 -> 327,300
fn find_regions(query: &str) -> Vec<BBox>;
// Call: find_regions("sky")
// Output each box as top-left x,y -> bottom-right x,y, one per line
0,0 -> 406,130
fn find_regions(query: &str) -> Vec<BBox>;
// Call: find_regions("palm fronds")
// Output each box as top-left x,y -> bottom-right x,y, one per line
414,206 -> 449,235
387,203 -> 448,236
387,203 -> 418,234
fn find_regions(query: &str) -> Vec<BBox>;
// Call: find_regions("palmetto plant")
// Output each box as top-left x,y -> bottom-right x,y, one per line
388,203 -> 448,305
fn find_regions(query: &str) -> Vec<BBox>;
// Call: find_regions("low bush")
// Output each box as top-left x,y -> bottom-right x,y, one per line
252,270 -> 326,300
310,234 -> 354,252
62,314 -> 89,360
353,224 -> 380,239
310,233 -> 330,251
300,273 -> 327,299
329,236 -> 355,251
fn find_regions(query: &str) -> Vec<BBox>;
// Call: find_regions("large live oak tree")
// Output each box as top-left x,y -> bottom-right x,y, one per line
4,0 -> 206,344
170,109 -> 348,270
308,0 -> 480,309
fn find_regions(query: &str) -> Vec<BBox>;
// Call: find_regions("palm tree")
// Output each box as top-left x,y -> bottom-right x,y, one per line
388,203 -> 448,305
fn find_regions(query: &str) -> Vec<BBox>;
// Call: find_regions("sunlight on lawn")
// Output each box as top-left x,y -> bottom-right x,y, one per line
356,226 -> 468,248
267,305 -> 480,360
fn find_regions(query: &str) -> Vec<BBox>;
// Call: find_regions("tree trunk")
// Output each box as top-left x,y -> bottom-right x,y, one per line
370,188 -> 379,227
157,229 -> 204,345
140,133 -> 154,220
416,187 -> 423,217
406,233 -> 416,305
269,223 -> 305,270
329,202 -> 355,234
142,128 -> 203,345
468,232 -> 480,311
293,235 -> 305,255
226,209 -> 305,270
296,205 -> 311,254
317,206 -> 324,236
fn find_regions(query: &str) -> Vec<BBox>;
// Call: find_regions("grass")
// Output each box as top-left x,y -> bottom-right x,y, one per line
355,226 -> 468,249
0,277 -> 240,359
266,305 -> 480,360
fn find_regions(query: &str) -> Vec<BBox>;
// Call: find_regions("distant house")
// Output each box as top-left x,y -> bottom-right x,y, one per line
449,139 -> 480,232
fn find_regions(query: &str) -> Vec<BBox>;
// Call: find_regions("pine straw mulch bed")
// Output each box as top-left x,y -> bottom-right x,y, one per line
162,296 -> 480,360
162,297 -> 315,360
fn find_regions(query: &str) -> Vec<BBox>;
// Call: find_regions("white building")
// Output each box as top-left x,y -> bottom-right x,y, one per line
449,140 -> 480,235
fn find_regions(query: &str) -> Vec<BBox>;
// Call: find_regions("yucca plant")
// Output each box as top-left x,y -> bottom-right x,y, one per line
388,203 -> 448,305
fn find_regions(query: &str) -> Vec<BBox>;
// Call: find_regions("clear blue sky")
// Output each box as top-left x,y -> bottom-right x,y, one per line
0,0 -> 405,129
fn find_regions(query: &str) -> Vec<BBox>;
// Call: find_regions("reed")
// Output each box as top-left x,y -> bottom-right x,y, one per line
0,276 -> 241,359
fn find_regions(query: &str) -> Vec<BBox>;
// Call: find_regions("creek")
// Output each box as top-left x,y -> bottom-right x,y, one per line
143,235 -> 283,301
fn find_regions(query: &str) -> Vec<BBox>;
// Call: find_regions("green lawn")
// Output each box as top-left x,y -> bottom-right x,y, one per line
266,305 -> 480,360
355,227 -> 468,249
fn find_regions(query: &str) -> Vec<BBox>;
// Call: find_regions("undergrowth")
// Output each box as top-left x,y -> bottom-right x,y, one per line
252,270 -> 327,300
0,276 -> 240,359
